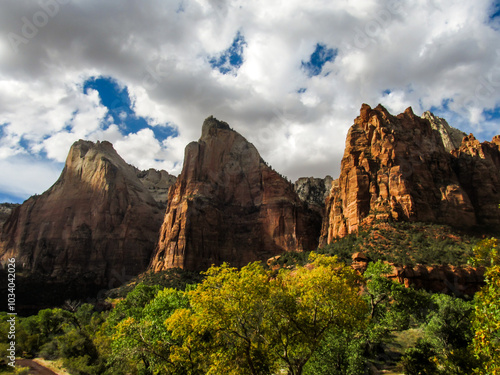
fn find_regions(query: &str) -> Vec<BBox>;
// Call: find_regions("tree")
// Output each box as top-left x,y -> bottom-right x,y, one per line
471,238 -> 500,374
109,287 -> 190,375
167,261 -> 276,375
363,260 -> 430,340
166,254 -> 368,375
269,254 -> 368,375
401,339 -> 438,375
424,294 -> 477,374
303,327 -> 366,375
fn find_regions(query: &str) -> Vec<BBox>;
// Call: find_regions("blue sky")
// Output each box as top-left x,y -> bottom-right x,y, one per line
209,31 -> 246,75
0,0 -> 499,204
301,44 -> 337,77
83,77 -> 178,142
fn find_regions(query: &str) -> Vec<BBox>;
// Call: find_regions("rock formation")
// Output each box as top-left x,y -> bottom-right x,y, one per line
136,168 -> 177,208
0,140 -> 165,288
0,203 -> 19,230
321,104 -> 500,244
294,176 -> 333,214
421,111 -> 466,152
451,134 -> 500,228
150,116 -> 321,272
350,253 -> 484,296
389,264 -> 485,296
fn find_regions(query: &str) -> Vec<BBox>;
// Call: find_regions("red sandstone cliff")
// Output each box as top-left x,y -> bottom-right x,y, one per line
321,104 -> 500,244
150,116 -> 321,272
0,140 -> 165,287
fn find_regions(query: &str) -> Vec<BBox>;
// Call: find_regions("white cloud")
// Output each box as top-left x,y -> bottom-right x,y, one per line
0,156 -> 63,200
114,128 -> 169,171
0,0 -> 499,202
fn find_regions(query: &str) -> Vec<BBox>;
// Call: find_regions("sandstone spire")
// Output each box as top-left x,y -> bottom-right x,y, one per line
150,116 -> 321,271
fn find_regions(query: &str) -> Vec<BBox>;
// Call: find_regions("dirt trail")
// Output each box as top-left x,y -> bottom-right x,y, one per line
15,359 -> 59,375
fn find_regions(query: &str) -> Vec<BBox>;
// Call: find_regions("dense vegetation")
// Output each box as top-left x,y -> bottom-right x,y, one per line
1,235 -> 498,374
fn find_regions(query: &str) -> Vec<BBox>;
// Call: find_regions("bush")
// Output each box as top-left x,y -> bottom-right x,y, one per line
400,339 -> 437,375
14,367 -> 31,375
304,328 -> 366,375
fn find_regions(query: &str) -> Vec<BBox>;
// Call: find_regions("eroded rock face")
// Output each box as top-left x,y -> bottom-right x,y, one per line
0,140 -> 165,287
451,134 -> 500,228
150,116 -> 321,272
321,104 -> 500,244
352,255 -> 484,296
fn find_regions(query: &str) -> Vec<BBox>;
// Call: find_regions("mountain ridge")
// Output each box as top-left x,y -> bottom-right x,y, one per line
0,106 -> 498,309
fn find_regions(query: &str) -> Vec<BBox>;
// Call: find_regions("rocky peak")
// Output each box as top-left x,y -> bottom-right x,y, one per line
320,104 -> 500,244
422,111 -> 467,152
150,117 -> 321,272
0,140 -> 165,290
136,168 -> 177,208
201,115 -> 232,140
0,203 -> 19,230
493,135 -> 500,147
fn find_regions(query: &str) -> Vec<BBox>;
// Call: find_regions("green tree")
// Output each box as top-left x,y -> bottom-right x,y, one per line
401,339 -> 438,375
424,294 -> 477,374
269,254 -> 368,375
303,327 -> 366,375
167,261 -> 276,375
471,238 -> 500,374
109,288 -> 190,375
364,261 -> 430,338
166,254 -> 368,375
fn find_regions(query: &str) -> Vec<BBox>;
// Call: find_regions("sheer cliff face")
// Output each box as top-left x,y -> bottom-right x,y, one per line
321,104 -> 500,244
150,116 -> 321,272
0,140 -> 165,286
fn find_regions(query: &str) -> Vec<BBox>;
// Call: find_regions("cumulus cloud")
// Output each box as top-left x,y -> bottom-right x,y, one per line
0,0 -> 499,202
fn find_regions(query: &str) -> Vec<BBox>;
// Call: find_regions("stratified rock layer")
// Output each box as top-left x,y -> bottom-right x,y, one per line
321,104 -> 500,244
150,116 -> 321,272
0,140 -> 165,287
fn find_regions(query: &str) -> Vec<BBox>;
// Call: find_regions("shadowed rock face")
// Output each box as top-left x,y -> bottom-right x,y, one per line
136,168 -> 177,208
321,104 -> 500,244
451,134 -> 500,228
150,116 -> 321,272
0,140 -> 165,288
0,203 -> 18,229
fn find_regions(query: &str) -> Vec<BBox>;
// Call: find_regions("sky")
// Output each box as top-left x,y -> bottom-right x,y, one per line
1,0 -> 500,203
